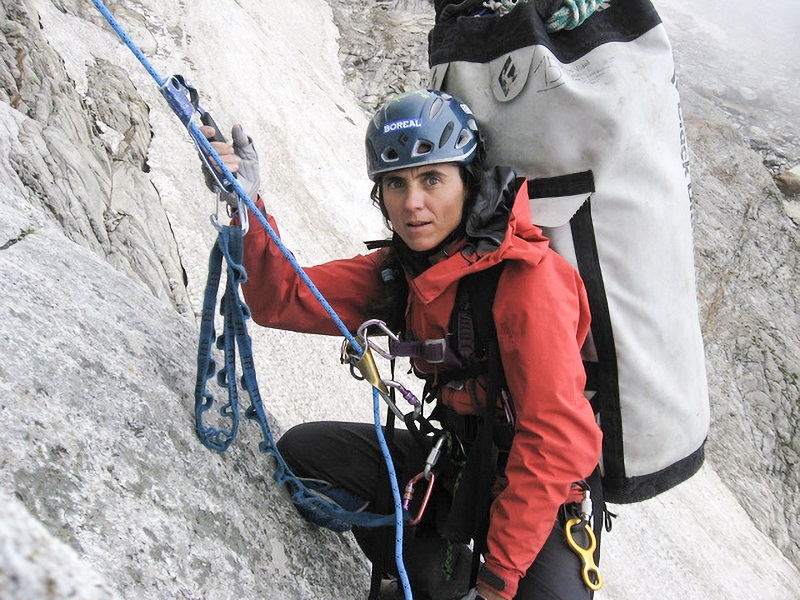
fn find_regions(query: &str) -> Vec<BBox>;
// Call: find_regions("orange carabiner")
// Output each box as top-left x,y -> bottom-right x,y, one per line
402,472 -> 436,526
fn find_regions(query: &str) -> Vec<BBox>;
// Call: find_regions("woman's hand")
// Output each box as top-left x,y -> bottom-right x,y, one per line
200,125 -> 240,172
200,124 -> 261,207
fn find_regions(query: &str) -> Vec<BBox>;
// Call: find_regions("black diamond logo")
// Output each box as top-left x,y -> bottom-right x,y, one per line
498,56 -> 517,97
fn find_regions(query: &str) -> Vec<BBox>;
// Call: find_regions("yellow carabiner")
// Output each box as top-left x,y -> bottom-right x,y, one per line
565,518 -> 603,591
341,340 -> 389,396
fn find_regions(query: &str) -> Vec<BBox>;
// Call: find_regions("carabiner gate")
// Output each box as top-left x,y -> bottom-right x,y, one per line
423,433 -> 447,480
356,319 -> 401,360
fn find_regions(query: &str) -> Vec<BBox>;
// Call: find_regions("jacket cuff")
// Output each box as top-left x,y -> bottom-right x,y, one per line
478,561 -> 518,600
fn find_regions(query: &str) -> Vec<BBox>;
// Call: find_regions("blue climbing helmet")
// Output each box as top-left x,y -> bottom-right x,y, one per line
365,89 -> 481,181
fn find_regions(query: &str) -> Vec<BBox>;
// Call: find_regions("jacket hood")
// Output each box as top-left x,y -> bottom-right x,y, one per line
464,165 -> 518,256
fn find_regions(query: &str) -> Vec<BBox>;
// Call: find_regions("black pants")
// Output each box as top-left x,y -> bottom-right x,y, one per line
277,421 -> 600,600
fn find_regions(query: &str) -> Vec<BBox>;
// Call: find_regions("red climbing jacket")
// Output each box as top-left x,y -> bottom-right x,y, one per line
239,169 -> 602,599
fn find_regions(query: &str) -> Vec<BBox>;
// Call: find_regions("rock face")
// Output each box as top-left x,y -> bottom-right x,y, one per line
661,2 -> 800,565
330,0 -> 434,112
775,166 -> 800,197
0,191 -> 369,598
1,0 -> 375,597
685,88 -> 800,565
1,0 -> 799,598
0,492 -> 120,599
0,0 -> 191,316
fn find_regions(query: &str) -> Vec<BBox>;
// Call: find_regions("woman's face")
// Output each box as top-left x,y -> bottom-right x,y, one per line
381,163 -> 467,252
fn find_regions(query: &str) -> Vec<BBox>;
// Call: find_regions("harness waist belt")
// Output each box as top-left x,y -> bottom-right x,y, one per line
389,338 -> 447,363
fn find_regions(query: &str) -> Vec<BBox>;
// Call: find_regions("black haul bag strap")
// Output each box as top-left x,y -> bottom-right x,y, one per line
527,170 -> 595,199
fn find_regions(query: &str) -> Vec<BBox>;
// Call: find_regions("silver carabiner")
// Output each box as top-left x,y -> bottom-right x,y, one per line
210,192 -> 249,235
235,194 -> 249,235
356,319 -> 401,360
423,434 -> 447,480
384,380 -> 422,418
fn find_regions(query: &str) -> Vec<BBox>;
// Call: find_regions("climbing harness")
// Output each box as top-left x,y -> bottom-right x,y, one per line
90,1 -> 413,597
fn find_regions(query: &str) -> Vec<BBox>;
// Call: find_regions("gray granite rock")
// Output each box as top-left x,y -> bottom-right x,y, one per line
1,0 -> 799,597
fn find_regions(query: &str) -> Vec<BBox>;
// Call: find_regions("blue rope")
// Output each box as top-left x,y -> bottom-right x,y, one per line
91,1 -> 411,594
372,386 -> 412,600
90,0 -> 165,85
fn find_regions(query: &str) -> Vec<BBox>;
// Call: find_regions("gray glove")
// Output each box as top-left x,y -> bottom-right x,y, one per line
204,124 -> 261,208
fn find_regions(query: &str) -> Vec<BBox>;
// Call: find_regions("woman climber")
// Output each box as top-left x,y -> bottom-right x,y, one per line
202,89 -> 603,600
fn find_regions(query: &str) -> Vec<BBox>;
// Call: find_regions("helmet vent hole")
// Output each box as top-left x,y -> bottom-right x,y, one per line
381,147 -> 400,163
439,122 -> 454,148
455,128 -> 474,150
412,140 -> 434,157
429,96 -> 444,118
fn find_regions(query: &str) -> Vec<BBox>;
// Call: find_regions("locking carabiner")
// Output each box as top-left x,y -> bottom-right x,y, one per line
402,472 -> 436,526
341,340 -> 390,396
341,333 -> 407,419
341,320 -> 425,419
355,319 -> 401,360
